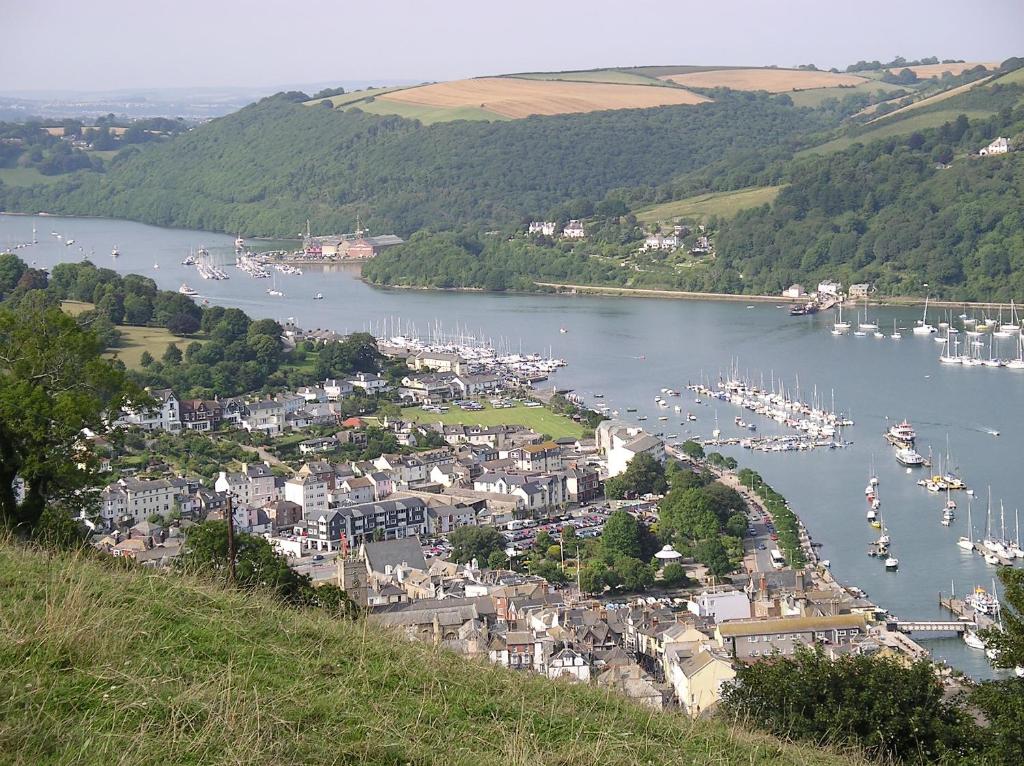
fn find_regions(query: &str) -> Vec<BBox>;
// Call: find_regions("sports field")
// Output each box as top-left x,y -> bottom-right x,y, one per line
637,186 -> 783,224
378,77 -> 708,118
660,68 -> 867,92
401,401 -> 585,439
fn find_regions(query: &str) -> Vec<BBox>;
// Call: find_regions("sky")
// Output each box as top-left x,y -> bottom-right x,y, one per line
2,0 -> 1022,93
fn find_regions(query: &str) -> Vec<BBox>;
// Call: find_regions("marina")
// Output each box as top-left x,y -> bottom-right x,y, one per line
6,211 -> 1024,678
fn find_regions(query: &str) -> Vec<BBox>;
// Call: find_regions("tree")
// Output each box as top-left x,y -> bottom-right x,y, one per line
162,342 -> 183,365
604,452 -> 666,499
448,526 -> 506,564
612,556 -> 654,591
167,311 -> 200,335
980,566 -> 1024,669
579,563 -> 606,594
0,298 -> 135,533
680,440 -> 705,461
660,562 -> 688,587
534,530 -> 554,553
694,537 -> 733,578
486,549 -> 508,570
721,648 -> 978,763
372,527 -> 385,542
139,350 -> 154,367
601,510 -> 641,559
178,520 -> 304,596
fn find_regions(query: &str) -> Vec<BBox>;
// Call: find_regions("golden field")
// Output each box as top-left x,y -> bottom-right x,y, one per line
900,62 -> 997,78
378,77 -> 708,118
659,68 -> 868,92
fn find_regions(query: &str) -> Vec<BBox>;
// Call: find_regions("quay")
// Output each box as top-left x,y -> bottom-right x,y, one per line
939,595 -> 997,630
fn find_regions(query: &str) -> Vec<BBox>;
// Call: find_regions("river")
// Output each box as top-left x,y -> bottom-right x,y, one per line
4,212 -> 1022,679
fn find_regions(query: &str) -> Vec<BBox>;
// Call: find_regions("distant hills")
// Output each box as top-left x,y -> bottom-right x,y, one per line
2,59 -> 1023,299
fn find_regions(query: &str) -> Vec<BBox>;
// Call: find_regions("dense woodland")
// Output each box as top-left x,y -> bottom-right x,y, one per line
0,91 -> 823,237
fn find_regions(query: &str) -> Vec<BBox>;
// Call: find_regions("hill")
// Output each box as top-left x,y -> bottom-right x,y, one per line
636,185 -> 784,224
0,90 -> 822,238
0,540 -> 854,766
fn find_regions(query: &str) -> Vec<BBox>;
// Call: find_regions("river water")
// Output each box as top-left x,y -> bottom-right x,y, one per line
4,212 -> 1021,679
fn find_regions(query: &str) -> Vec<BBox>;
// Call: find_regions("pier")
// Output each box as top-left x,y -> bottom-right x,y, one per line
939,595 -> 998,630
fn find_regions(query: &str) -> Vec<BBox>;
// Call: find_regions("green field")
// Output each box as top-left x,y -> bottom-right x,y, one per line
403,401 -> 585,439
347,98 -> 506,125
508,69 -> 665,86
987,66 -> 1024,86
0,167 -> 61,187
304,86 -> 411,107
60,301 -> 201,368
803,109 -> 997,155
636,185 -> 784,223
787,80 -> 908,108
0,540 -> 850,766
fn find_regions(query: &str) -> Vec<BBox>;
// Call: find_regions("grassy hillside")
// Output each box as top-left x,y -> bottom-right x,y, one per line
636,185 -> 784,224
0,540 -> 855,766
401,401 -> 586,439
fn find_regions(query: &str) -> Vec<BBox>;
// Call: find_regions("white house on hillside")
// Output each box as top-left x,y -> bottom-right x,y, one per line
979,137 -> 1010,156
595,421 -> 665,477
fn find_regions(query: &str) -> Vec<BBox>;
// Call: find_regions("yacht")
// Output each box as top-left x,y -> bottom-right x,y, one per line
833,302 -> 850,332
895,447 -> 925,467
178,283 -> 199,297
111,246 -> 119,258
182,253 -> 197,266
266,288 -> 284,297
858,297 -> 878,331
963,630 -> 986,650
913,295 -> 937,334
884,556 -> 899,570
313,293 -> 324,300
885,420 -> 916,446
891,320 -> 902,340
941,508 -> 955,526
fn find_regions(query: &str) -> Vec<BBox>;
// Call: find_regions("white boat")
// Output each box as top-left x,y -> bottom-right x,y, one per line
235,236 -> 245,250
178,283 -> 199,297
913,295 -> 937,334
65,239 -> 75,246
111,246 -> 119,257
886,420 -> 916,446
313,293 -> 324,300
885,556 -> 899,570
858,296 -> 878,331
153,262 -> 159,270
895,447 -> 925,467
833,302 -> 850,332
963,630 -> 986,650
866,508 -> 877,521
891,320 -> 902,339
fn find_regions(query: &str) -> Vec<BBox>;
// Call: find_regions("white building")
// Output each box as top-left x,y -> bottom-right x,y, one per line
99,478 -> 179,526
979,137 -> 1010,156
284,474 -> 328,517
562,219 -> 585,239
816,280 -> 841,297
666,649 -> 736,719
642,234 -> 679,251
782,284 -> 805,299
214,463 -> 278,507
547,648 -> 591,682
528,221 -> 556,236
595,421 -> 665,478
115,388 -> 180,432
348,372 -> 389,394
687,589 -> 752,623
322,379 -> 354,401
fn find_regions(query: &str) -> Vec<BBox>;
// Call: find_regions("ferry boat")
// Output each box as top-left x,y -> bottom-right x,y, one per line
895,447 -> 925,467
885,420 -> 916,447
965,585 -> 1000,616
178,283 -> 199,297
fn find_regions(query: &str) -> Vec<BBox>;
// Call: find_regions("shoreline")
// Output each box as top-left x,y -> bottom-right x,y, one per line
366,277 -> 1021,310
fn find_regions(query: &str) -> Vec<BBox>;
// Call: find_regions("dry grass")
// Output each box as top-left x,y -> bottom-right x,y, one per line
899,62 -> 997,78
0,539 -> 861,766
659,69 -> 868,92
379,77 -> 709,118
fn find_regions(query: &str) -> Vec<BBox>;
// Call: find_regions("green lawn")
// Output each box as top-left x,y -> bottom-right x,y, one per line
303,85 -> 411,107
403,401 -> 585,439
0,167 -> 61,187
801,109 -> 997,155
636,185 -> 784,224
60,301 -> 202,368
347,98 -> 506,124
0,541 -> 852,765
787,80 -> 908,108
988,67 -> 1024,86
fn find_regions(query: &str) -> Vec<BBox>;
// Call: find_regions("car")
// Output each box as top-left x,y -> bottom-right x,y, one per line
312,554 -> 324,561
757,544 -> 767,550
770,533 -> 779,541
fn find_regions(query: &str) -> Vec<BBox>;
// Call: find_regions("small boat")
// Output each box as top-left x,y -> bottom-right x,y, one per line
65,239 -> 75,246
235,236 -> 245,250
153,262 -> 159,270
267,288 -> 284,297
891,320 -> 902,339
885,556 -> 899,570
625,407 -> 637,413
313,293 -> 324,300
111,246 -> 119,257
895,447 -> 925,467
559,327 -> 567,334
178,283 -> 199,297
963,630 -> 986,650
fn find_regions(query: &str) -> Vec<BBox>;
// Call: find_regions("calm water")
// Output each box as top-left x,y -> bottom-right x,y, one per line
5,213 -> 1022,678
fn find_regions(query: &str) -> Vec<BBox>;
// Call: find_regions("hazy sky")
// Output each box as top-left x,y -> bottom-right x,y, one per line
3,0 -> 1022,92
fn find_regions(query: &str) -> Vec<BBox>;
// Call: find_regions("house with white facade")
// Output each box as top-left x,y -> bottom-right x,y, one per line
979,136 -> 1010,156
595,421 -> 665,477
322,379 -> 354,401
285,474 -> 328,517
348,372 -> 389,394
562,219 -> 585,239
528,221 -> 557,236
99,478 -> 180,526
115,388 -> 180,432
214,463 -> 278,507
242,400 -> 285,436
547,647 -> 592,682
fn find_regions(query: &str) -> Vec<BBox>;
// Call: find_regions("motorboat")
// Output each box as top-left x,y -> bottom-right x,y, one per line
884,556 -> 899,570
178,283 -> 199,297
895,447 -> 925,467
886,420 -> 916,446
313,293 -> 324,300
963,630 -> 986,650
111,246 -> 119,258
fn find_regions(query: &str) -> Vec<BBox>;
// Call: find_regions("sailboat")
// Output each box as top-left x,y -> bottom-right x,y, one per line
939,330 -> 960,364
957,497 -> 975,550
832,302 -> 850,334
913,295 -> 937,334
891,319 -> 902,340
111,245 -> 120,258
711,410 -> 721,440
266,271 -> 284,297
858,295 -> 878,331
1007,333 -> 1024,370
1011,509 -> 1024,559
